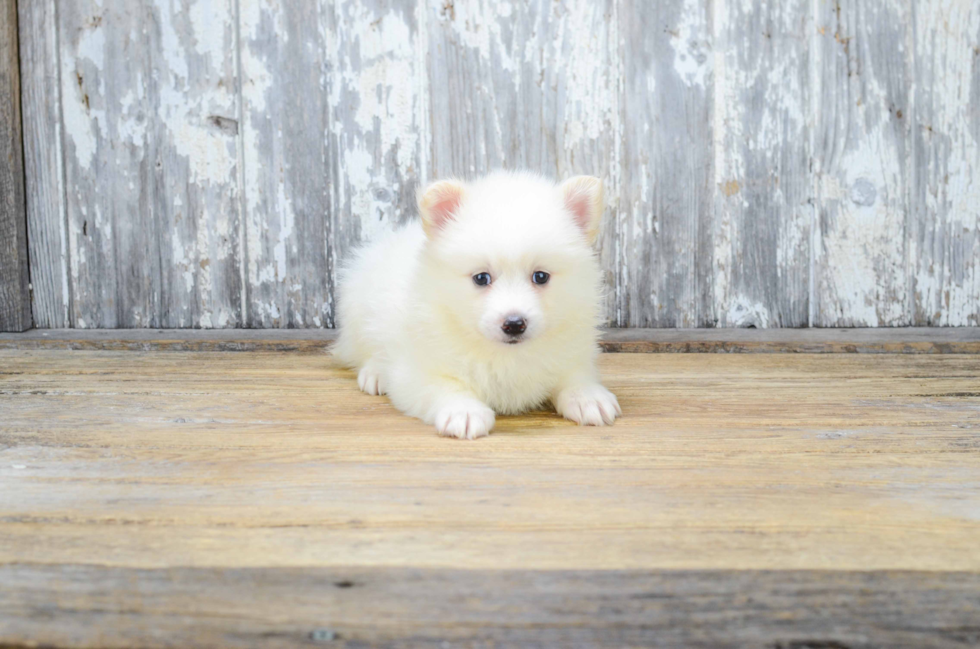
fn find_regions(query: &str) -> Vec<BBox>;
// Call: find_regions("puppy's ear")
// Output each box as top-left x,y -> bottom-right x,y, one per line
559,176 -> 604,243
418,179 -> 466,238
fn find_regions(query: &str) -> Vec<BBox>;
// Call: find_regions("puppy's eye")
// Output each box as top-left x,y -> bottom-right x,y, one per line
472,272 -> 492,286
532,271 -> 550,285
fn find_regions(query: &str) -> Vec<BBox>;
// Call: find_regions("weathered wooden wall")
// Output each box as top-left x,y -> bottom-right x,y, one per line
1,0 -> 32,332
16,0 -> 980,328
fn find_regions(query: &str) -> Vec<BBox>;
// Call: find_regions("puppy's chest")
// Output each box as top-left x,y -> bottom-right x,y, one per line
463,360 -> 556,414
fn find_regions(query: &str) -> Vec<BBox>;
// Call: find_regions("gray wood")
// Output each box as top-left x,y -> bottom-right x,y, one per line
619,0 -> 713,327
910,2 -> 980,326
0,0 -> 31,332
2,565 -> 979,648
2,327 -> 978,354
57,0 -> 243,328
238,1 -> 331,328
811,0 -> 912,326
327,0 -> 423,319
17,0 -> 69,327
712,0 -> 811,327
425,0 -> 620,321
16,0 -> 980,329
240,0 -> 421,328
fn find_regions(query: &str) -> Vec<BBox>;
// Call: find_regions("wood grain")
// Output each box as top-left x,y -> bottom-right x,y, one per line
811,0 -> 912,326
328,0 -> 422,297
0,0 -> 31,332
2,350 -> 979,573
619,0 -> 713,327
2,350 -> 980,645
240,0 -> 421,328
238,0 -> 332,328
57,0 -> 243,328
17,0 -> 69,328
910,1 -> 980,326
712,0 -> 810,327
3,565 -> 980,648
15,1 -> 980,329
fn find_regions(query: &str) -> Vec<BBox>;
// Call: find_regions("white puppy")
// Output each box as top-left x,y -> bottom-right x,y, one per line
334,171 -> 620,439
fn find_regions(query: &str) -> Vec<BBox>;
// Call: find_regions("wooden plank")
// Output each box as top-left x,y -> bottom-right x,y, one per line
2,350 -> 980,644
17,0 -> 69,328
598,326 -> 980,354
238,1 -> 331,328
0,327 -> 338,352
425,0 -> 620,321
327,0 -> 423,318
0,0 -> 31,332
910,1 -> 980,326
2,351 -> 979,572
619,0 -> 714,327
58,0 -> 242,328
811,0 -> 912,326
3,565 -> 979,648
240,0 -> 422,328
712,0 -> 810,327
1,327 -> 979,353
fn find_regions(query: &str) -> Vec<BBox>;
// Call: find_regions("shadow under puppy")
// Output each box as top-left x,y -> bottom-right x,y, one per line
334,171 -> 621,439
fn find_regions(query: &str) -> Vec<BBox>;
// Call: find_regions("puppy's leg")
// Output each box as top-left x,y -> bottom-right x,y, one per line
429,393 -> 496,440
356,357 -> 387,396
387,370 -> 495,439
553,376 -> 621,426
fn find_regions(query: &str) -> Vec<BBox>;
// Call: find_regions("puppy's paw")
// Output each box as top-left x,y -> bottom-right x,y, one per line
357,366 -> 386,396
434,398 -> 496,440
556,384 -> 621,426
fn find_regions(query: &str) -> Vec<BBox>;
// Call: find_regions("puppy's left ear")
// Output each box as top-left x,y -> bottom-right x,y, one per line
418,179 -> 466,238
560,176 -> 604,243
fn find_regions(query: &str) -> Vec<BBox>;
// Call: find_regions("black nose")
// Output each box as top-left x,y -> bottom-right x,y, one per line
501,316 -> 526,336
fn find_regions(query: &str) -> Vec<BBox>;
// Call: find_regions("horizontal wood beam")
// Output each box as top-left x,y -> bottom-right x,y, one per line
0,327 -> 978,353
0,0 -> 32,332
3,565 -> 978,648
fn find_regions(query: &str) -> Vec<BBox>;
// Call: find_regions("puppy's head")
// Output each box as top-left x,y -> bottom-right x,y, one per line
417,171 -> 603,348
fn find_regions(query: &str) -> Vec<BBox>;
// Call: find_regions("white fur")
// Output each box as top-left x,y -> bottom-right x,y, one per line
333,171 -> 620,439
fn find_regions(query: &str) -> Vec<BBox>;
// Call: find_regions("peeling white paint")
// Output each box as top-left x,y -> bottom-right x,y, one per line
30,0 -> 980,329
442,0 -> 518,74
330,2 -> 420,245
671,0 -> 711,88
61,21 -> 107,171
912,0 -> 980,326
727,298 -> 772,328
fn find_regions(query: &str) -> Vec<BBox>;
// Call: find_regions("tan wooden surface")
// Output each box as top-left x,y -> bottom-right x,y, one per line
2,350 -> 979,573
3,349 -> 980,646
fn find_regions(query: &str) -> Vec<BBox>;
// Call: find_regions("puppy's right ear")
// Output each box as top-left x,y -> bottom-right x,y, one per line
418,179 -> 466,238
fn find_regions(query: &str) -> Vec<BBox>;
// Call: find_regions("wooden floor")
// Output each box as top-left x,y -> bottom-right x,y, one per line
2,345 -> 979,647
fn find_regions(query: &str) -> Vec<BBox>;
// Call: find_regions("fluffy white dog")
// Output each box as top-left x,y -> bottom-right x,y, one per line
334,171 -> 621,439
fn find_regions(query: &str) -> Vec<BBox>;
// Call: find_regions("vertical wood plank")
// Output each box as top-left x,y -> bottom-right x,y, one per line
712,0 -> 811,328
18,0 -> 70,328
910,1 -> 980,326
425,0 -> 620,322
241,0 -> 421,328
619,0 -> 714,327
327,0 -> 423,323
239,0 -> 331,328
0,0 -> 32,332
811,0 -> 912,327
59,0 -> 242,328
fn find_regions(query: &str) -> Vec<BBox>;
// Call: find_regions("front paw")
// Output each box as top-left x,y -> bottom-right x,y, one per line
434,398 -> 496,440
556,384 -> 621,426
357,366 -> 385,395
